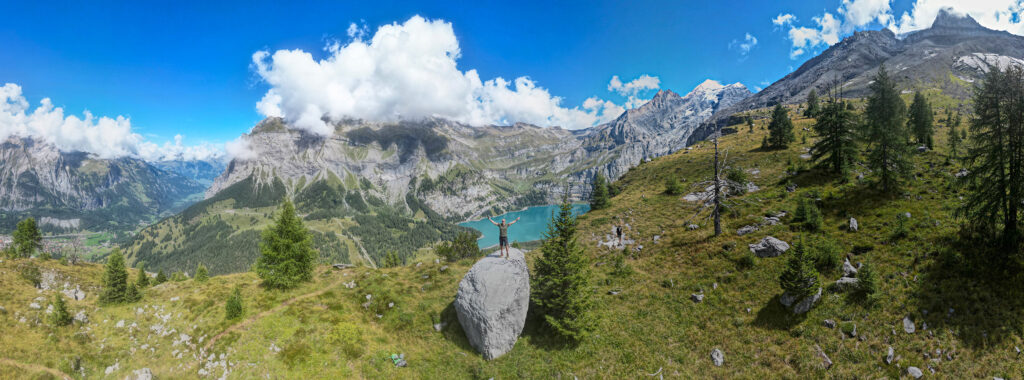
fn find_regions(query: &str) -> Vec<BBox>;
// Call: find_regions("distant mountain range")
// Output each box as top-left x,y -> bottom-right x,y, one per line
122,80 -> 750,274
0,137 -> 207,233
702,9 -> 1024,135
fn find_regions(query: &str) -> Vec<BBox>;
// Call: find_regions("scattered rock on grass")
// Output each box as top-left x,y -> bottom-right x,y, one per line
710,348 -> 724,367
907,366 -> 923,378
886,346 -> 895,364
904,316 -> 916,334
849,218 -> 859,232
815,344 -> 833,369
125,368 -> 153,380
691,294 -> 704,303
823,319 -> 836,329
842,259 -> 858,277
736,225 -> 758,236
749,237 -> 790,258
790,288 -> 822,315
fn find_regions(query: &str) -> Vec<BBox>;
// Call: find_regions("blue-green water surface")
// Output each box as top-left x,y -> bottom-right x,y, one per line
459,204 -> 590,249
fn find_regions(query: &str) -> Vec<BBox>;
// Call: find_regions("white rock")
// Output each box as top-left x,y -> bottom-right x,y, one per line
748,237 -> 789,258
454,248 -> 530,360
907,366 -> 923,378
710,348 -> 724,366
903,316 -> 916,334
105,362 -> 119,375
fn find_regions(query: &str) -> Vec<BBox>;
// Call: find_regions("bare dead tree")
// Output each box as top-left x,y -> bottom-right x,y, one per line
682,126 -> 755,236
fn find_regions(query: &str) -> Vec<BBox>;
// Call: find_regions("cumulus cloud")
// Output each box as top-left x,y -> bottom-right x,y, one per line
0,82 -> 222,162
890,0 -> 1024,35
252,15 -> 627,132
607,75 -> 660,110
225,136 -> 257,161
779,0 -> 1024,59
729,33 -> 759,55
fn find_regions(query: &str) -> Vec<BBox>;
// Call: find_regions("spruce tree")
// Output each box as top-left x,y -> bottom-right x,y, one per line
125,282 -> 142,303
804,89 -> 820,118
12,217 -> 42,258
664,176 -> 682,195
907,91 -> 935,149
100,250 -> 129,304
195,263 -> 209,282
255,201 -> 317,289
589,173 -> 610,210
225,286 -> 243,320
811,99 -> 858,174
948,111 -> 962,160
767,104 -> 795,149
778,238 -> 820,299
135,264 -> 149,288
864,65 -> 911,192
49,293 -> 72,327
154,270 -> 167,285
532,199 -> 595,343
959,66 -> 1024,249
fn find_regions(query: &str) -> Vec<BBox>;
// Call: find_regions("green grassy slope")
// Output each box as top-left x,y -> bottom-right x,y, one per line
2,99 -> 1023,378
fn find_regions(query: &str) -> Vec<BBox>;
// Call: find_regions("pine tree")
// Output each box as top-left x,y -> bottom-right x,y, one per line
135,264 -> 150,288
811,99 -> 858,174
767,104 -> 795,149
255,201 -> 317,289
948,110 -> 962,160
195,263 -> 209,282
589,173 -> 610,210
382,251 -> 402,268
907,91 -> 935,149
778,238 -> 820,299
959,66 -> 1024,249
532,199 -> 595,343
804,89 -> 821,118
48,293 -> 72,326
225,286 -> 243,320
125,282 -> 142,303
154,270 -> 167,285
12,217 -> 42,258
864,65 -> 911,192
100,250 -> 129,304
747,116 -> 755,132
664,175 -> 682,195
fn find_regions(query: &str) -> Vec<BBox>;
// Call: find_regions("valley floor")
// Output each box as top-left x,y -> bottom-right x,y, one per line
2,105 -> 1024,379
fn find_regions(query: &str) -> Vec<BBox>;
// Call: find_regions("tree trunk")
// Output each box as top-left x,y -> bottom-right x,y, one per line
713,131 -> 722,236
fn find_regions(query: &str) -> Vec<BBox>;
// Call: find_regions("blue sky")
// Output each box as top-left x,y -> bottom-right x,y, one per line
1,0 -> 1019,159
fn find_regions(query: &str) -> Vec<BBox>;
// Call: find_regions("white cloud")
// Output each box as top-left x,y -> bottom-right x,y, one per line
225,136 -> 257,161
252,15 -> 625,132
773,13 -> 797,27
0,83 -> 223,162
779,1 -> 1024,59
890,0 -> 1024,35
607,75 -> 660,109
729,33 -> 759,55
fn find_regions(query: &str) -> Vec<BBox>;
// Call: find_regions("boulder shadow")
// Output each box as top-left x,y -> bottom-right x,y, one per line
438,301 -> 477,354
752,295 -> 809,331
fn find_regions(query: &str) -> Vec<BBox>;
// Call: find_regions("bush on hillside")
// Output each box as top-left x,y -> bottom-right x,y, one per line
225,286 -> 243,320
664,176 -> 683,195
48,294 -> 72,327
779,238 -> 820,299
435,231 -> 480,262
331,322 -> 365,359
793,198 -> 823,232
195,263 -> 209,282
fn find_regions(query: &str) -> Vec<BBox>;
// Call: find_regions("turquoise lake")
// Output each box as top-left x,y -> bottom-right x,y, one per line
459,204 -> 590,249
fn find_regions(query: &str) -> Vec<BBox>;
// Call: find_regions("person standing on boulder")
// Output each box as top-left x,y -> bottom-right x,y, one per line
488,216 -> 520,258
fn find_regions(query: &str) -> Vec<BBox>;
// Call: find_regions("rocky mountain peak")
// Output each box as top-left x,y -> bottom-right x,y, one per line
931,8 -> 985,30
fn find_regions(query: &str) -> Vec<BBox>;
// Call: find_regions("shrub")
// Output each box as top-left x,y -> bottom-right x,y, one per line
330,322 -> 365,359
435,231 -> 480,262
809,238 -> 841,273
135,265 -> 149,288
664,176 -> 683,195
609,251 -> 633,278
725,167 -> 748,195
793,198 -> 822,232
853,263 -> 878,303
154,270 -> 168,285
125,282 -> 142,303
737,252 -> 756,270
18,262 -> 41,288
194,263 -> 209,283
225,286 -> 243,320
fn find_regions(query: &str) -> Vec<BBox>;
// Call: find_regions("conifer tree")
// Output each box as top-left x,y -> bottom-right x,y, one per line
778,238 -> 820,299
135,264 -> 150,288
100,250 -> 129,304
255,201 -> 317,289
811,99 -> 858,174
382,251 -> 402,268
195,263 -> 209,282
589,173 -> 610,210
664,175 -> 682,195
225,286 -> 243,320
767,104 -> 795,149
747,115 -> 755,132
959,66 -> 1024,249
125,282 -> 142,303
12,217 -> 42,258
864,65 -> 911,192
907,91 -> 935,149
532,198 -> 595,343
948,111 -> 962,159
804,89 -> 821,118
49,293 -> 72,326
154,270 -> 167,285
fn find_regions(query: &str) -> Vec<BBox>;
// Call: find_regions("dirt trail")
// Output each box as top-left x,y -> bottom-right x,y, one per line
203,276 -> 348,352
0,358 -> 73,379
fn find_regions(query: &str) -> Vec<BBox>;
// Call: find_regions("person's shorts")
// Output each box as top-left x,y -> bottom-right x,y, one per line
499,236 -> 509,247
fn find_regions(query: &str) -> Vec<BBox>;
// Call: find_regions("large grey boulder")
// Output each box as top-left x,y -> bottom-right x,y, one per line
455,248 -> 530,360
790,287 -> 822,314
749,237 -> 790,258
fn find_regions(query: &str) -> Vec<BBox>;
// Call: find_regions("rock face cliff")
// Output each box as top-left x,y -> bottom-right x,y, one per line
209,80 -> 751,221
700,10 -> 1024,140
0,137 -> 205,233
